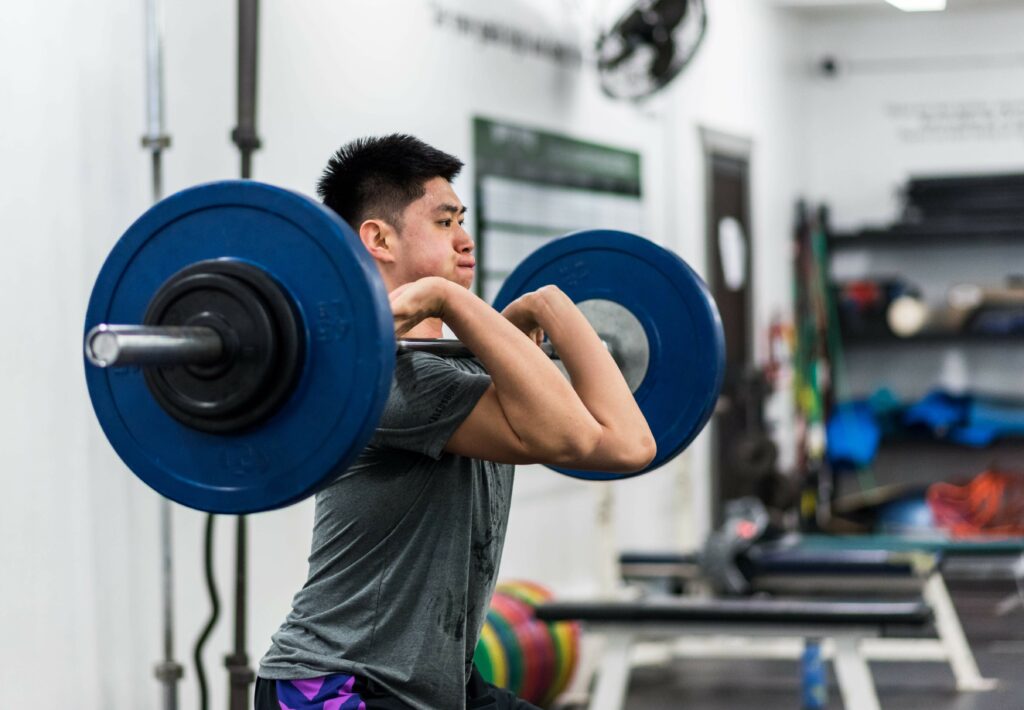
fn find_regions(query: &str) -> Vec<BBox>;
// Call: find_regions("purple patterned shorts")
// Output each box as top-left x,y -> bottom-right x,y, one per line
275,675 -> 366,710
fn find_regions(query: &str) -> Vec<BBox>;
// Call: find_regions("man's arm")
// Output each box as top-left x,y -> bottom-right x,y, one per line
522,286 -> 657,472
391,277 -> 602,466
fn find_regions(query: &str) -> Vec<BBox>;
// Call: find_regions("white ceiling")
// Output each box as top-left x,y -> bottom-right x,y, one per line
771,0 -> 1021,12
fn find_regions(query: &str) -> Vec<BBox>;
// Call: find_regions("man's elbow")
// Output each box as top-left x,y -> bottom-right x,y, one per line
606,432 -> 657,473
547,421 -> 603,466
626,436 -> 657,472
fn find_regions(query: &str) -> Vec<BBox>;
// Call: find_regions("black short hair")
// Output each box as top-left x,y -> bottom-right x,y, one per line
317,134 -> 464,230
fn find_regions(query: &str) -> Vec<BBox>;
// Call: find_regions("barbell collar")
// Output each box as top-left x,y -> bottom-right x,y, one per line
85,324 -> 225,368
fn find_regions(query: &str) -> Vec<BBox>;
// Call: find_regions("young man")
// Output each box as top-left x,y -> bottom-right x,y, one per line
257,134 -> 655,710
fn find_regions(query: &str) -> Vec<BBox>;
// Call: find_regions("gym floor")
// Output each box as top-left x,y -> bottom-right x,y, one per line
598,584 -> 1024,709
622,644 -> 1023,709
618,647 -> 1019,708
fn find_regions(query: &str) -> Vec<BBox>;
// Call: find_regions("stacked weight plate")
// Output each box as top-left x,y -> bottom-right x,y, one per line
473,581 -> 580,707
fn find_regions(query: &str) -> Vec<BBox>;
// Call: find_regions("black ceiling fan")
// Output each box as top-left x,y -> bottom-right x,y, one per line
596,0 -> 708,100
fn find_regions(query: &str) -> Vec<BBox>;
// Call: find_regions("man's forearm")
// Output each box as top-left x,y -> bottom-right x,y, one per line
531,288 -> 656,470
440,283 -> 600,457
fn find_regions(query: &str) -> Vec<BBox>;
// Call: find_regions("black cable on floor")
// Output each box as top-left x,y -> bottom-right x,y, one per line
193,513 -> 220,710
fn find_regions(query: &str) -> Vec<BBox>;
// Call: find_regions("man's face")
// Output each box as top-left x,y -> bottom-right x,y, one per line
392,176 -> 475,289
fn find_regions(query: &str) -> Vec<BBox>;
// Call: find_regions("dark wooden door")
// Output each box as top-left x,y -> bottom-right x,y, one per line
707,152 -> 753,527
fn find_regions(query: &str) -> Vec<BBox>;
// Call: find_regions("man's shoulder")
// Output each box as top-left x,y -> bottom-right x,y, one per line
395,350 -> 485,377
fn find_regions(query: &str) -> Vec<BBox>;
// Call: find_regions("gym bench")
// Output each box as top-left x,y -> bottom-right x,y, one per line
619,546 -> 999,691
535,597 -> 931,710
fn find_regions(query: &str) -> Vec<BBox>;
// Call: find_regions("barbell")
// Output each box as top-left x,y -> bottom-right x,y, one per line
83,180 -> 724,513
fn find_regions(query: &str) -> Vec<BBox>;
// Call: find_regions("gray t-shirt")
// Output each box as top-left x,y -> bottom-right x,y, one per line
259,350 -> 515,709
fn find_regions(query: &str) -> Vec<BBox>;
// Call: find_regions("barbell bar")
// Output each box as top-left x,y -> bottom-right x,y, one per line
83,180 -> 724,513
84,325 -> 598,369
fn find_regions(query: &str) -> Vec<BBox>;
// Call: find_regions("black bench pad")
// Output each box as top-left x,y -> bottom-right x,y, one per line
534,598 -> 931,626
620,549 -> 932,577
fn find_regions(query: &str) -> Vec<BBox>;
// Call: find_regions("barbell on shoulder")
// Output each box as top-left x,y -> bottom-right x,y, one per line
83,180 -> 724,514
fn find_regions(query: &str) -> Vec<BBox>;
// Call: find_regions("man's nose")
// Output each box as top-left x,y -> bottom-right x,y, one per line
457,228 -> 475,254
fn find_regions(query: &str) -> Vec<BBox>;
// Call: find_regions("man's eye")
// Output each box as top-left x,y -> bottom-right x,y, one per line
439,219 -> 452,227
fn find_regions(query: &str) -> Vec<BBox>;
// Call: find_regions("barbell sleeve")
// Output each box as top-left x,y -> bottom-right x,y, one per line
85,324 -> 226,368
85,324 -> 609,369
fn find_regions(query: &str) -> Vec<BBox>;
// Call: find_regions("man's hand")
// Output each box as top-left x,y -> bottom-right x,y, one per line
389,277 -> 451,337
500,287 -> 555,347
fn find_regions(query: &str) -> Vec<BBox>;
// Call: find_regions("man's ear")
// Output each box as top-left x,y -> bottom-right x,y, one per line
358,219 -> 396,263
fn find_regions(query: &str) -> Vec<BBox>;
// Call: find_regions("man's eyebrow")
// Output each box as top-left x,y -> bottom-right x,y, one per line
435,203 -> 468,216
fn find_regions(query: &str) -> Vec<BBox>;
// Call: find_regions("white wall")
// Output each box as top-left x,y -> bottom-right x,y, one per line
1,1 -> 804,707
2,3 -> 149,708
800,3 -> 1024,400
801,2 -> 1024,229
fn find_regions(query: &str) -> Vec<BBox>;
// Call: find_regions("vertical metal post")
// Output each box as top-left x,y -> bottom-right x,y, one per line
588,630 -> 634,710
596,486 -> 617,595
831,634 -> 881,710
155,501 -> 183,710
142,1 -> 182,709
142,0 -> 172,191
231,0 -> 261,179
226,2 -> 260,709
923,571 -> 997,691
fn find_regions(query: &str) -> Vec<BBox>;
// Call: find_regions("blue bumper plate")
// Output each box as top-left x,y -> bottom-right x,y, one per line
84,181 -> 394,513
493,230 -> 724,481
